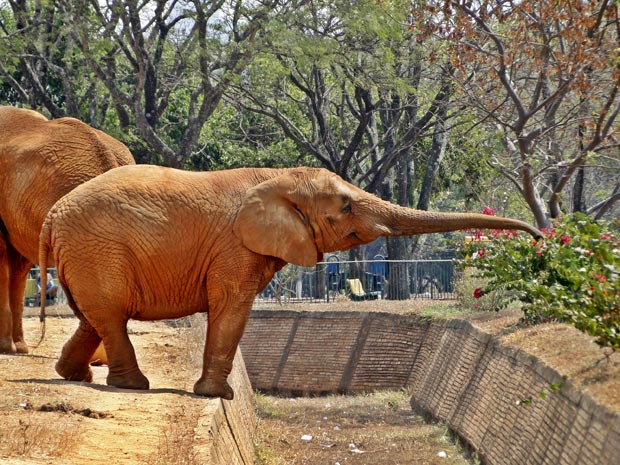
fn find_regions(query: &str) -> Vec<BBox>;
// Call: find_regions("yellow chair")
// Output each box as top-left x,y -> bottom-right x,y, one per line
23,279 -> 38,306
346,278 -> 380,301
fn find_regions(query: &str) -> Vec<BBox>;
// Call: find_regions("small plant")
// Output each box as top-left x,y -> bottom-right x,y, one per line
458,212 -> 620,350
453,268 -> 513,313
254,392 -> 285,419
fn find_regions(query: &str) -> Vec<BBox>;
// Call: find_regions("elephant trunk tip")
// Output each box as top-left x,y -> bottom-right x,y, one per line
519,222 -> 543,240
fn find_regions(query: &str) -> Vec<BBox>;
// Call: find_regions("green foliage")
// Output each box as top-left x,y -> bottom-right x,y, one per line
517,377 -> 566,407
458,213 -> 620,350
187,106 -> 318,171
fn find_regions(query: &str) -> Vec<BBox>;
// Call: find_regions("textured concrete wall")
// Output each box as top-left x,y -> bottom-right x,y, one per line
409,318 -> 620,465
241,310 -> 428,394
240,310 -> 620,465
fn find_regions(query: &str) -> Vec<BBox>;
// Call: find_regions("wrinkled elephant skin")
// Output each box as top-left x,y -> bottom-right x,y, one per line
0,106 -> 135,354
39,165 -> 541,399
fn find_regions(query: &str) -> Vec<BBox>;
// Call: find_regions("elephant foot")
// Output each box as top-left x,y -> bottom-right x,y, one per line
0,337 -> 16,354
56,359 -> 93,383
107,371 -> 149,390
14,340 -> 29,354
193,378 -> 234,400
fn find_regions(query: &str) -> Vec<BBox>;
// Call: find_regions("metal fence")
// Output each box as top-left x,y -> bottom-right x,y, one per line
26,261 -> 457,307
256,259 -> 458,304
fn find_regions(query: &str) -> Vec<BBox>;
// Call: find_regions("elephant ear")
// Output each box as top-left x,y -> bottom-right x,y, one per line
233,174 -> 319,267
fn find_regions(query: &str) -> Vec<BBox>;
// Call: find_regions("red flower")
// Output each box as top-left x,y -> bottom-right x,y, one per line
597,274 -> 608,282
473,288 -> 484,299
477,248 -> 486,258
482,207 -> 496,216
541,227 -> 556,238
560,235 -> 571,245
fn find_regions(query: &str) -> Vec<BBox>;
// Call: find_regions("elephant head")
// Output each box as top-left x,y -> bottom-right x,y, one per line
234,168 -> 541,267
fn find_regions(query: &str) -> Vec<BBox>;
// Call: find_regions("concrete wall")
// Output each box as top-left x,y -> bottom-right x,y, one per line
240,310 -> 620,465
408,318 -> 620,465
241,310 -> 430,395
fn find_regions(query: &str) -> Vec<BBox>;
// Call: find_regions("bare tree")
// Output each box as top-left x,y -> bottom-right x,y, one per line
415,0 -> 620,227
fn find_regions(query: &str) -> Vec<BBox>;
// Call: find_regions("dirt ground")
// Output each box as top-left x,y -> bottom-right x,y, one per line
0,309 -> 210,465
254,392 -> 475,465
1,305 -> 474,465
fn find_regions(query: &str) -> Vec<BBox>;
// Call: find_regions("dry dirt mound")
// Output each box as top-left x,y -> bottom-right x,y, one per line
0,314 -> 222,465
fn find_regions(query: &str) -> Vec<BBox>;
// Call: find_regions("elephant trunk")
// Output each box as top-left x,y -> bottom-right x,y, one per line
382,205 -> 543,239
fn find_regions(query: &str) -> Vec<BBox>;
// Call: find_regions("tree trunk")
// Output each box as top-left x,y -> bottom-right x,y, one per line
572,165 -> 586,213
411,93 -> 449,257
385,158 -> 412,300
386,236 -> 410,300
314,263 -> 326,299
347,247 -> 365,282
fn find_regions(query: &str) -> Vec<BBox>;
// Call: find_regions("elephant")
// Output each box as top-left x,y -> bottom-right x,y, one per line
38,165 -> 542,399
0,106 -> 135,354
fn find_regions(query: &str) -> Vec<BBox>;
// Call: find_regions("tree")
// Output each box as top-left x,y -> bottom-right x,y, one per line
0,0 -> 301,166
0,0 -> 102,119
415,0 -> 620,227
227,0 -> 457,298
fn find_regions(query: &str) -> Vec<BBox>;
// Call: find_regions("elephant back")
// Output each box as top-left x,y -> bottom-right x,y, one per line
53,117 -> 135,172
0,107 -> 136,264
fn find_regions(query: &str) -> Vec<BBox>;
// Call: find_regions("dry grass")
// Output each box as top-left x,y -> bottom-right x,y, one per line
253,390 -> 477,465
169,309 -> 477,465
0,333 -> 83,460
253,296 -> 462,316
145,405 -> 202,465
22,295 -> 616,465
0,409 -> 81,458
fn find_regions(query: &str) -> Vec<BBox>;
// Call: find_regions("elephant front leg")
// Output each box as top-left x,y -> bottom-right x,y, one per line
0,249 -> 16,354
194,297 -> 253,400
56,319 -> 102,382
8,251 -> 31,353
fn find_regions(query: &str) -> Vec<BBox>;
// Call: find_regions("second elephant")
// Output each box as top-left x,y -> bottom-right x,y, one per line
0,106 -> 134,354
39,165 -> 542,399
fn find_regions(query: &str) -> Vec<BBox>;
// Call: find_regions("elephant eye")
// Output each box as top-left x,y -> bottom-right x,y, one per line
342,204 -> 352,214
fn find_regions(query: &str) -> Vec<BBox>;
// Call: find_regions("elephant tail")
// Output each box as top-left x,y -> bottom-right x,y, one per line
35,217 -> 54,347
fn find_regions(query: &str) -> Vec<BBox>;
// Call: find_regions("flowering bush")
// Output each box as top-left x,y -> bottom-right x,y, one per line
458,213 -> 620,350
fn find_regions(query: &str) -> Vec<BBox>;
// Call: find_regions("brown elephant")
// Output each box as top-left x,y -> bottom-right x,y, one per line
0,106 -> 135,354
39,165 -> 541,399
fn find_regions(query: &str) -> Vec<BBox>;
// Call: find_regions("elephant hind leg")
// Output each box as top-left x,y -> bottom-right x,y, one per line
56,318 -> 101,382
100,319 -> 149,390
